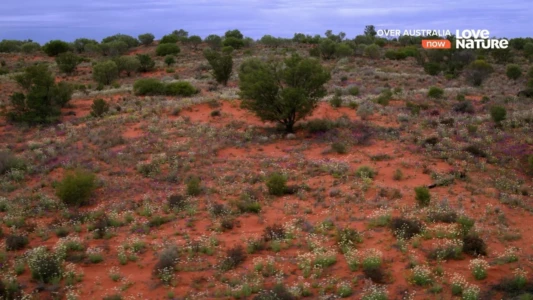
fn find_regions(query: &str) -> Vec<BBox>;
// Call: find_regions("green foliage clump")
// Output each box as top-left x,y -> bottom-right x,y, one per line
166,81 -> 197,96
6,234 -> 29,251
266,173 -> 287,196
101,34 -> 139,48
156,43 -> 180,56
138,33 -> 155,46
100,41 -> 128,56
205,34 -> 222,50
355,166 -> 377,178
490,105 -> 507,123
90,98 -> 110,117
204,49 -> 233,86
428,86 -> 444,98
133,78 -> 166,96
114,56 -> 141,77
465,60 -> 493,86
56,169 -> 97,206
8,64 -> 73,124
239,54 -> 331,132
42,40 -> 70,56
21,42 -> 41,54
164,55 -> 176,66
364,44 -> 380,59
414,186 -> 430,207
0,151 -> 26,175
424,62 -> 441,75
506,64 -> 522,80
136,54 -> 155,72
26,247 -> 63,283
160,34 -> 179,44
55,52 -> 81,74
92,60 -> 119,85
186,176 -> 202,196
222,37 -> 245,49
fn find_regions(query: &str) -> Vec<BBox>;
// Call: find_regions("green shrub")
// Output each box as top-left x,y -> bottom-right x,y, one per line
204,49 -> 233,86
156,43 -> 180,56
266,173 -> 287,196
330,95 -> 342,107
222,37 -> 244,49
186,176 -> 202,196
26,247 -> 62,283
506,64 -> 522,80
466,60 -> 493,86
136,54 -> 155,72
153,245 -> 179,281
355,166 -> 377,178
205,34 -> 222,49
348,86 -> 359,96
332,142 -> 347,154
160,34 -> 179,44
164,55 -> 176,66
165,81 -> 197,96
220,246 -> 246,271
428,86 -> 444,98
424,62 -> 441,75
364,44 -> 380,59
133,78 -> 166,95
138,33 -> 155,46
114,56 -> 140,77
92,60 -> 119,85
0,151 -> 26,175
414,186 -> 430,207
56,169 -> 97,206
42,40 -> 70,56
6,234 -> 29,251
490,106 -> 507,123
55,52 -> 81,74
90,98 -> 110,117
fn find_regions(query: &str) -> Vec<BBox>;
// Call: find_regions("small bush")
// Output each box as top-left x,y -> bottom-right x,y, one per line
186,176 -> 202,196
164,55 -> 175,66
254,284 -> 295,300
153,245 -> 179,276
156,43 -> 180,56
6,234 -> 29,251
168,194 -> 187,210
0,151 -> 26,175
266,173 -> 287,196
490,106 -> 507,123
56,52 -> 81,74
414,186 -> 430,207
263,224 -> 286,241
463,145 -> 487,158
330,95 -> 342,107
355,166 -> 377,179
165,81 -> 197,96
56,169 -> 97,206
453,100 -> 475,114
331,142 -> 347,154
42,40 -> 70,56
220,245 -> 246,271
90,98 -> 110,117
138,33 -> 155,46
348,86 -> 359,96
92,60 -> 119,85
235,191 -> 262,213
27,247 -> 62,283
463,234 -> 487,256
428,86 -> 444,98
133,78 -> 166,96
337,228 -> 363,252
390,218 -> 423,239
305,119 -> 335,133
506,64 -> 522,80
424,62 -> 441,75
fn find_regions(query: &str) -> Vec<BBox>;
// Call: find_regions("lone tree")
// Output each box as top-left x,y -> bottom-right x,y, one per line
8,64 -> 73,124
238,54 -> 331,133
203,49 -> 233,86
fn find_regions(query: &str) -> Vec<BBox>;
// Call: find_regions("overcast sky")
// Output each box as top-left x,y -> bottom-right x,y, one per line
1,0 -> 531,44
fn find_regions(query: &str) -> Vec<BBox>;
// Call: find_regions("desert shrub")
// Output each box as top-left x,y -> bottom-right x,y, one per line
100,41 -> 128,56
26,247 -> 62,283
390,218 -> 423,239
133,78 -> 166,95
355,166 -> 377,178
452,100 -> 475,114
55,52 -> 80,74
220,245 -> 246,271
102,34 -> 139,48
263,224 -> 286,241
463,144 -> 487,158
428,86 -> 444,98
463,234 -> 487,256
136,54 -> 155,72
330,94 -> 342,107
254,284 -> 295,300
506,64 -> 522,80
266,173 -> 287,196
168,194 -> 187,210
331,142 -> 347,154
427,209 -> 457,223
235,191 -> 262,213
138,33 -> 155,46
6,234 -> 29,251
337,228 -> 363,252
364,44 -> 380,59
93,60 -> 119,85
357,100 -> 375,119
153,245 -> 179,277
348,86 -> 359,96
186,176 -> 202,196
164,55 -> 176,66
465,60 -> 493,86
8,63 -> 73,124
187,35 -> 202,50
239,54 -> 330,132
305,119 -> 335,133
457,215 -> 475,236
165,81 -> 197,96
114,56 -> 140,77
424,62 -> 441,75
490,105 -> 507,123
156,43 -> 180,56
0,151 -> 26,175
205,34 -> 222,49
56,169 -> 97,206
90,98 -> 110,117
160,34 -> 179,44
42,40 -> 70,56
414,186 -> 431,207
203,48 -> 233,86
222,37 -> 244,49
335,43 -> 353,58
